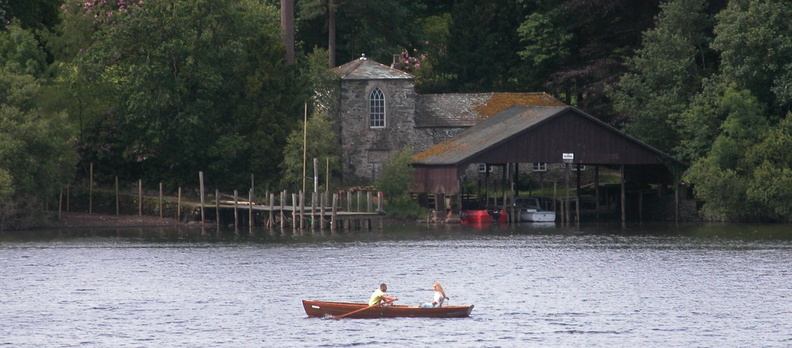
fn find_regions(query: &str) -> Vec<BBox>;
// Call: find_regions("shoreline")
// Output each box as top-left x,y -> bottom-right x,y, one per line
45,212 -> 189,229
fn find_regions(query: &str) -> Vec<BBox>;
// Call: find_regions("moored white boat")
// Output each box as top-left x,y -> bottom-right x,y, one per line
515,197 -> 556,222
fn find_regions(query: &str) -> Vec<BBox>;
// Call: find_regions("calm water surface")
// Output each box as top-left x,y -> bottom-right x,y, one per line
1,222 -> 791,347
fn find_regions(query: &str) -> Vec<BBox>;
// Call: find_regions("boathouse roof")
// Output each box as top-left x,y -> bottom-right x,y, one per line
415,92 -> 565,128
412,105 -> 686,194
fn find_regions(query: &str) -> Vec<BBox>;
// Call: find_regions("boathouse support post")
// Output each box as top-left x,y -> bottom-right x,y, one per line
620,165 -> 626,224
199,171 -> 205,224
576,165 -> 581,223
357,190 -> 361,212
377,191 -> 383,213
639,191 -> 643,222
595,166 -> 600,220
367,191 -> 372,212
564,164 -> 570,224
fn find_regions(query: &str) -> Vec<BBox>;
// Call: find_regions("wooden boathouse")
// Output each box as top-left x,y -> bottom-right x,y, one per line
411,105 -> 688,223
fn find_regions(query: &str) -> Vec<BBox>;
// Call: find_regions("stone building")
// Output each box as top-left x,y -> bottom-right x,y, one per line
332,56 -> 565,185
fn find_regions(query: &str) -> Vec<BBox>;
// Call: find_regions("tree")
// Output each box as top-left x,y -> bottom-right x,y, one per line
610,0 -> 713,154
279,111 -> 339,192
744,115 -> 792,219
0,21 -> 48,77
297,0 -> 426,65
0,0 -> 61,31
281,0 -> 295,64
0,67 -> 77,228
280,49 -> 340,192
432,0 -> 528,92
711,0 -> 792,116
375,148 -> 424,219
70,0 -> 303,189
685,86 -> 769,220
375,148 -> 415,198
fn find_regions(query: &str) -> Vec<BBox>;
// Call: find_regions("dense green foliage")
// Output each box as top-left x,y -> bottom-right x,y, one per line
375,148 -> 424,220
612,0 -> 714,154
4,0 -> 792,224
68,0 -> 303,190
0,67 -> 77,229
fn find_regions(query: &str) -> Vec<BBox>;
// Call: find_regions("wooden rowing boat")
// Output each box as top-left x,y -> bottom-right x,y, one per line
302,300 -> 474,319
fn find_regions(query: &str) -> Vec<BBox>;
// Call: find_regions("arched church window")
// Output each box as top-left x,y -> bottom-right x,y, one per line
369,87 -> 385,128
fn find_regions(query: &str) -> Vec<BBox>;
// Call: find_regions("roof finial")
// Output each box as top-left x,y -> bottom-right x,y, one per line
359,53 -> 367,61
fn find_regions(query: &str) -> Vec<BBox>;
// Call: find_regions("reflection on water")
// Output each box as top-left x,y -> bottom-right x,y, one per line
1,222 -> 790,347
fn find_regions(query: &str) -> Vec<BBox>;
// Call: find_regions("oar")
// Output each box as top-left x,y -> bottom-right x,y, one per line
333,299 -> 395,319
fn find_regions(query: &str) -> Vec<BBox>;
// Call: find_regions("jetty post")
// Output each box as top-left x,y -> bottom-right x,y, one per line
331,193 -> 338,231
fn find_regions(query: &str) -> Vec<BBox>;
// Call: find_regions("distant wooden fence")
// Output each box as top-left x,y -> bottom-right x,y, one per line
59,167 -> 384,232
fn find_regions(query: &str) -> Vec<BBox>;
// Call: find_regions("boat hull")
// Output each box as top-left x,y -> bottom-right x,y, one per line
302,300 -> 474,319
460,209 -> 507,224
519,210 -> 556,222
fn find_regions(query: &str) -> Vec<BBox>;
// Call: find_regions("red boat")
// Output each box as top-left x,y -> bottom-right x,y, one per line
460,209 -> 508,224
302,300 -> 474,319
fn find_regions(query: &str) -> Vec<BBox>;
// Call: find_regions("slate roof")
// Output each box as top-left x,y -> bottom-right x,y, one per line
413,106 -> 568,165
332,56 -> 413,80
415,92 -> 565,128
413,105 -> 685,167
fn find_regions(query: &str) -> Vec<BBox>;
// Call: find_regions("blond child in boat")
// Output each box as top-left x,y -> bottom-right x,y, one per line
421,282 -> 448,308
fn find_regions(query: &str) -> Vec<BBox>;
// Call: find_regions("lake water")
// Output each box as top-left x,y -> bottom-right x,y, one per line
1,222 -> 791,347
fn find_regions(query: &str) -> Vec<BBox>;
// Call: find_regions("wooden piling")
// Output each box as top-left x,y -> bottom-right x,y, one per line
299,190 -> 305,230
249,189 -> 254,229
177,187 -> 182,222
346,191 -> 351,212
234,189 -> 239,232
269,193 -> 275,229
292,193 -> 298,231
280,191 -> 285,230
215,188 -> 220,229
331,193 -> 338,231
138,179 -> 142,216
311,192 -> 317,230
159,182 -> 163,218
115,176 -> 119,215
320,194 -> 326,230
199,171 -> 205,224
89,162 -> 93,214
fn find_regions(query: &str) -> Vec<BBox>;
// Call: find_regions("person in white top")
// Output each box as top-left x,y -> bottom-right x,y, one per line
421,282 -> 448,308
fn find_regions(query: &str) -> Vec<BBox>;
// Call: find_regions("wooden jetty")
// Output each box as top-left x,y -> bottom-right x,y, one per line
203,189 -> 385,232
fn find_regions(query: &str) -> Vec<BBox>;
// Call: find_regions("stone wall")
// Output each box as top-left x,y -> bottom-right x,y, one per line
337,78 -> 419,185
